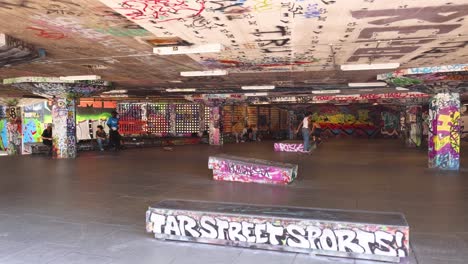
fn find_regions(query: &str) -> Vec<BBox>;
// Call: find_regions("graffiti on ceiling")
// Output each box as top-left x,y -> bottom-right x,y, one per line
0,33 -> 44,67
98,0 -> 468,73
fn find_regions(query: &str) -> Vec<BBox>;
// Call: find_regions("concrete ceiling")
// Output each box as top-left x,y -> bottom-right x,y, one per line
0,0 -> 467,99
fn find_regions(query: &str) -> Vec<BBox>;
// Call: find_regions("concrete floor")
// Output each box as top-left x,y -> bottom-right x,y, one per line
0,139 -> 467,264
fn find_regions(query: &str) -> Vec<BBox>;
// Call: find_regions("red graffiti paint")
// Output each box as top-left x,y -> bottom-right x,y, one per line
119,0 -> 205,23
26,26 -> 66,40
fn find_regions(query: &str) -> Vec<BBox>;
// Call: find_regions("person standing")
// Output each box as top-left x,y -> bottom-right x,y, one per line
96,125 -> 108,151
106,110 -> 121,150
296,112 -> 312,152
41,124 -> 53,155
311,120 -> 323,145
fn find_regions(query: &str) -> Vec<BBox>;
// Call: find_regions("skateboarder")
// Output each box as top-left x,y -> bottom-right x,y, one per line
296,112 -> 312,152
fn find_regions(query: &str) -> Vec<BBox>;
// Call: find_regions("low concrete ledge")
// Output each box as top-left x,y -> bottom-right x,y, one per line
274,140 -> 309,153
146,200 -> 410,263
208,154 -> 298,185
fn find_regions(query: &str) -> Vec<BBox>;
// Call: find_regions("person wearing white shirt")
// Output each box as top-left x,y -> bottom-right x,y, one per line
295,112 -> 312,152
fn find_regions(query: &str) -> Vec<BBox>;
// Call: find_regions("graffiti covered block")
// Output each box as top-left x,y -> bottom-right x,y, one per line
274,140 -> 307,152
208,154 -> 297,185
146,200 -> 410,263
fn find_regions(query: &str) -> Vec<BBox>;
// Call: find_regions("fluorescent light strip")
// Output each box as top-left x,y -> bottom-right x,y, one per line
396,87 -> 409,91
154,43 -> 223,55
311,90 -> 341,94
181,70 -> 227,77
244,92 -> 268,96
348,82 -> 387,87
241,85 -> 275,90
358,89 -> 374,92
59,75 -> 101,81
341,63 -> 400,71
102,90 -> 127,94
166,88 -> 196,92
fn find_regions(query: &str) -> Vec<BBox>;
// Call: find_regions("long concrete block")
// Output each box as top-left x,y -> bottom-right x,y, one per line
208,154 -> 298,184
146,200 -> 410,263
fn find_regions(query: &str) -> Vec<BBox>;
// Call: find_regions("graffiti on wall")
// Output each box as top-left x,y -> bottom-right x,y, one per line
5,107 -> 22,155
52,98 -> 76,159
295,105 -> 400,138
428,93 -> 460,170
146,209 -> 409,259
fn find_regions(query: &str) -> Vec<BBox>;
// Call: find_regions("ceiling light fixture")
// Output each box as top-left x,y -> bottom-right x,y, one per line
396,87 -> 409,91
244,92 -> 268,96
348,82 -> 387,87
311,90 -> 341,94
358,89 -> 374,92
102,90 -> 127,94
241,85 -> 275,90
154,43 -> 223,55
59,75 -> 101,81
340,63 -> 400,71
180,70 -> 228,77
166,88 -> 196,92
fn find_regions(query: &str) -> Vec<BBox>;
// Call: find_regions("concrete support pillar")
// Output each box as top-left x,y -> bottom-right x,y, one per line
6,106 -> 21,155
199,104 -> 205,135
169,104 -> 176,136
288,110 -> 295,140
51,97 -> 77,159
209,106 -> 223,146
405,105 -> 423,147
428,93 -> 461,170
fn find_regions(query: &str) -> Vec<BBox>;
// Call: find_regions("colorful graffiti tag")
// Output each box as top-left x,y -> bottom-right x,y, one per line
146,200 -> 410,262
274,140 -> 306,152
297,105 -> 400,138
208,154 -> 297,185
428,93 -> 460,170
52,98 -> 77,159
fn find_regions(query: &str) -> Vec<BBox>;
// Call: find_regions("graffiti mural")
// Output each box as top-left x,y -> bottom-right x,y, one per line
0,33 -> 43,67
208,154 -> 297,184
146,200 -> 410,262
428,93 -> 460,170
274,140 -> 306,153
52,98 -> 76,159
294,105 -> 401,138
98,0 -> 468,73
5,107 -> 22,155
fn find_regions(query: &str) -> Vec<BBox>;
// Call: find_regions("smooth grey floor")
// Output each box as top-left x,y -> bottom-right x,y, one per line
0,139 -> 467,264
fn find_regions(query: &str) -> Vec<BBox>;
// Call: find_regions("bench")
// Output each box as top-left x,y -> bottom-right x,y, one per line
208,154 -> 298,185
274,140 -> 308,152
146,200 -> 410,263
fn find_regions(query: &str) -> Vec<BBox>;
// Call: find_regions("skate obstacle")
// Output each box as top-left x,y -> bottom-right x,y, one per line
208,154 -> 297,185
274,140 -> 309,153
146,200 -> 410,263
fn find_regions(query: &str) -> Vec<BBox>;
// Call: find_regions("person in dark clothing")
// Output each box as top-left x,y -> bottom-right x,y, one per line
106,110 -> 121,150
96,125 -> 108,151
41,124 -> 53,155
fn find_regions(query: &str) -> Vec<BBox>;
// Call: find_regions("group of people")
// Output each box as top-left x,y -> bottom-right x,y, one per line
296,112 -> 322,152
232,123 -> 258,143
41,110 -> 122,154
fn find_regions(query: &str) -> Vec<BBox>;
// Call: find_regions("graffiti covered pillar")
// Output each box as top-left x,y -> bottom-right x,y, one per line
288,110 -> 295,140
6,106 -> 22,155
209,106 -> 223,146
51,97 -> 77,159
428,93 -> 460,170
405,105 -> 422,147
199,103 -> 205,135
